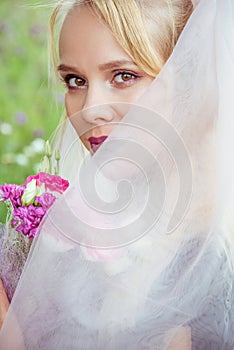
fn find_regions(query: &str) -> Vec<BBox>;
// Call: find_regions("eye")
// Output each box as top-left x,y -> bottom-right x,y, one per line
62,74 -> 87,89
113,72 -> 139,85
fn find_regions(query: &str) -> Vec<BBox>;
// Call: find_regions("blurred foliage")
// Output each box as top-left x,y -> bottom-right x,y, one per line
0,0 -> 64,222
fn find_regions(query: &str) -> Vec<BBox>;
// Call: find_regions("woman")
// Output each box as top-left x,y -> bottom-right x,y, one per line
1,0 -> 234,349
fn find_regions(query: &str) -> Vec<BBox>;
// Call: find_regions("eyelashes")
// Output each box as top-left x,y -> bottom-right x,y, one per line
60,71 -> 141,90
112,71 -> 140,85
62,74 -> 87,89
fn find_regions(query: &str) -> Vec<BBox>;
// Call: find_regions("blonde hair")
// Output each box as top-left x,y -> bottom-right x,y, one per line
50,0 -> 193,78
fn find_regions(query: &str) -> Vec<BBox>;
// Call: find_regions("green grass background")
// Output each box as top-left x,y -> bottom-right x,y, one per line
0,0 -> 63,222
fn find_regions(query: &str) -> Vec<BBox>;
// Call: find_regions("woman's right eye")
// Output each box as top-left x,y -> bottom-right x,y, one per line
62,75 -> 87,90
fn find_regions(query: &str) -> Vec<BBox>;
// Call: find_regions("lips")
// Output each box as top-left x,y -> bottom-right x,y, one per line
88,136 -> 108,153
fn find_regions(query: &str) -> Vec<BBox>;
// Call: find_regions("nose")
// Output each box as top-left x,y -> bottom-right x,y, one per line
82,105 -> 114,125
82,84 -> 115,125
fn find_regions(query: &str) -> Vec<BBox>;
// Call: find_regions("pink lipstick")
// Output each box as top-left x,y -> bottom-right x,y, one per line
88,136 -> 108,153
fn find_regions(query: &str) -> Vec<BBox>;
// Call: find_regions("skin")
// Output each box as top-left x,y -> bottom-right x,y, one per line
58,5 -> 154,154
0,279 -> 9,331
167,327 -> 192,350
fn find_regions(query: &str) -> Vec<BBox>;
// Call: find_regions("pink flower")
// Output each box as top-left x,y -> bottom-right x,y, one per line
1,172 -> 69,239
13,204 -> 46,238
25,172 -> 69,194
0,184 -> 24,207
15,219 -> 33,237
14,205 -> 46,221
35,193 -> 56,209
11,219 -> 19,228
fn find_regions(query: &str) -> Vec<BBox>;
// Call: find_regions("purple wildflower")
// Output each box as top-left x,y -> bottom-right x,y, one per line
29,24 -> 44,37
13,206 -> 30,220
35,193 -> 56,209
13,204 -> 47,239
0,21 -> 11,35
14,205 -> 45,222
11,194 -> 56,238
1,174 -> 69,239
0,184 -> 25,207
29,228 -> 39,239
33,128 -> 44,138
32,205 -> 46,217
11,219 -> 19,228
16,219 -> 33,237
15,111 -> 27,125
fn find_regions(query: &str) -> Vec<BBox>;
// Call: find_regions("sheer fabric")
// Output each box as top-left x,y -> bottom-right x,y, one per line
1,0 -> 234,349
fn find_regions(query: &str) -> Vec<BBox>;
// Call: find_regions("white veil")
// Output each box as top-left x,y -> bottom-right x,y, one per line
1,0 -> 234,348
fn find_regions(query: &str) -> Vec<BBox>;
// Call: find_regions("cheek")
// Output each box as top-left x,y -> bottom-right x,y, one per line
65,92 -> 84,117
80,136 -> 90,152
132,80 -> 154,102
116,80 -> 153,107
65,93 -> 87,142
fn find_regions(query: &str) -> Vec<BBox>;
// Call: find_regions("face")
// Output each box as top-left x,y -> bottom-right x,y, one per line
59,5 -> 154,155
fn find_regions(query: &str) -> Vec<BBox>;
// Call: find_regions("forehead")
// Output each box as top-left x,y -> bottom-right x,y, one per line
60,5 -> 105,42
59,5 -> 128,61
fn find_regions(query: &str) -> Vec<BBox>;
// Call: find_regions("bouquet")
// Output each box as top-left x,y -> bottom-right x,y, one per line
0,141 -> 69,301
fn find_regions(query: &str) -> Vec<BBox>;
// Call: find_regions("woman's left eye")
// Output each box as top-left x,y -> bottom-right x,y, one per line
112,72 -> 139,85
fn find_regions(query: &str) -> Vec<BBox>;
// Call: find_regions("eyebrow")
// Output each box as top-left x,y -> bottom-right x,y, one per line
57,60 -> 137,73
98,59 -> 137,71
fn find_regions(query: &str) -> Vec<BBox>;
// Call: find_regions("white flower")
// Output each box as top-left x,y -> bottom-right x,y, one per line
0,122 -> 12,135
15,154 -> 29,166
38,155 -> 51,173
30,138 -> 45,154
21,179 -> 39,205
